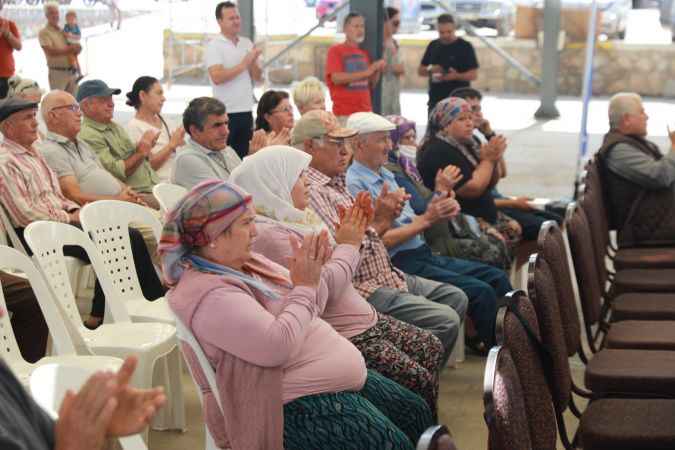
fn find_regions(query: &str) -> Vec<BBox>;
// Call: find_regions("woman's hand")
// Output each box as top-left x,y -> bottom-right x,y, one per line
169,126 -> 186,150
434,165 -> 463,193
248,129 -> 268,155
288,231 -> 331,288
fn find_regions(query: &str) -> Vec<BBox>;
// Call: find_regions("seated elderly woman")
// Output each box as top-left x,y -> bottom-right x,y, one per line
229,145 -> 445,418
386,115 -> 512,271
417,98 -> 522,250
249,90 -> 294,153
160,179 -> 433,450
292,76 -> 327,115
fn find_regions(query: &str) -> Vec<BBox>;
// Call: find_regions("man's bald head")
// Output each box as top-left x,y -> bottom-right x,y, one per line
608,92 -> 648,137
41,90 -> 73,122
41,90 -> 82,140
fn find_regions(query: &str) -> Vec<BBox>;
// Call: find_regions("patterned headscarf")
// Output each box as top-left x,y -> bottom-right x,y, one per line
385,115 -> 422,183
423,97 -> 472,145
158,179 -> 253,285
386,115 -> 416,151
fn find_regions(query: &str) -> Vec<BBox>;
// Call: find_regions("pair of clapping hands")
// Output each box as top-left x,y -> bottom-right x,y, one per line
287,192 -> 373,288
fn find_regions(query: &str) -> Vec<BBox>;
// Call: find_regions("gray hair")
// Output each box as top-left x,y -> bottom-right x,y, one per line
608,92 -> 642,129
182,97 -> 226,136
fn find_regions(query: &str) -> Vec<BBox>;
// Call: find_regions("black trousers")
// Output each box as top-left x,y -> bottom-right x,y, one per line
498,207 -> 563,241
16,225 -> 166,319
0,78 -> 9,99
227,111 -> 253,159
2,271 -> 49,363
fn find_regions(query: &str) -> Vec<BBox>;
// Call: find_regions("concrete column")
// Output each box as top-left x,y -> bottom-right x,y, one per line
535,0 -> 561,119
351,0 -> 384,114
238,0 -> 255,41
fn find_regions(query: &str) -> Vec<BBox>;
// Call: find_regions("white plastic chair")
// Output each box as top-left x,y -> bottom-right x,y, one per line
30,363 -> 148,450
153,183 -> 188,216
0,202 -> 90,299
0,245 -> 123,387
174,317 -> 224,450
79,200 -> 175,325
23,221 -> 184,434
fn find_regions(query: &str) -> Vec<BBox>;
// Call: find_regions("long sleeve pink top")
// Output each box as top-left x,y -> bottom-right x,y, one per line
253,218 -> 379,339
175,254 -> 367,404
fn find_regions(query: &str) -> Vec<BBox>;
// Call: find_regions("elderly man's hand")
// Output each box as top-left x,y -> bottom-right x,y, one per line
54,356 -> 166,450
107,356 -> 166,437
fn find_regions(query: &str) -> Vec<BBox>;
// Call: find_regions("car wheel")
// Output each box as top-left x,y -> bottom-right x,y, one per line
617,29 -> 626,40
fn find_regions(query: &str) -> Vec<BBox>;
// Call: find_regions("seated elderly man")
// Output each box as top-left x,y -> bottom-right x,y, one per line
597,92 -> 675,247
0,97 -> 165,329
77,79 -> 160,209
39,90 -> 147,207
172,97 -> 241,189
346,112 -> 512,351
292,109 -> 468,363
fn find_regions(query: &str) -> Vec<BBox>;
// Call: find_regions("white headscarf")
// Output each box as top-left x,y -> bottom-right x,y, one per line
229,145 -> 328,235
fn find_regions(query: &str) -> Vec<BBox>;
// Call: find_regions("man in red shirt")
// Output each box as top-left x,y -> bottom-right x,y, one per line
0,1 -> 22,98
325,12 -> 385,121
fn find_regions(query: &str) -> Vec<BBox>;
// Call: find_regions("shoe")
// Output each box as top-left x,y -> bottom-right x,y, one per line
465,335 -> 489,356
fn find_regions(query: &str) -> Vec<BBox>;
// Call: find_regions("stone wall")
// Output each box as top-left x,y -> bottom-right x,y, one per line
164,32 -> 675,97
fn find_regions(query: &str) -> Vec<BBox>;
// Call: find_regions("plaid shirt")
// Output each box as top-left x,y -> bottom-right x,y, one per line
0,138 -> 79,228
306,167 -> 408,298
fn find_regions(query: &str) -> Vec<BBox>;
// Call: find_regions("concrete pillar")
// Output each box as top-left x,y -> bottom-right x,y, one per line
535,0 -> 561,119
238,0 -> 255,41
350,0 -> 384,114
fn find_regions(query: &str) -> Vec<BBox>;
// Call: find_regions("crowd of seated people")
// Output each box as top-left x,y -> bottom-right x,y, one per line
1,52 -> 638,450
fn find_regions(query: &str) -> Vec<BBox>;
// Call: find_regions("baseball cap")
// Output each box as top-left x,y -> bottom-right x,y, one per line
346,112 -> 396,135
76,79 -> 121,103
291,110 -> 357,146
0,97 -> 38,122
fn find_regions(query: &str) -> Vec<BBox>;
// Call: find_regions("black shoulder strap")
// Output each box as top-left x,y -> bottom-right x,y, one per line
506,296 -> 557,398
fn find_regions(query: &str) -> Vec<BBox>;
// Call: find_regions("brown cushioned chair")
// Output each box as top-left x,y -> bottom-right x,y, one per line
498,290 -> 675,450
528,252 -> 675,398
540,218 -> 675,352
583,158 -> 675,270
564,204 -> 675,350
482,346 -> 533,450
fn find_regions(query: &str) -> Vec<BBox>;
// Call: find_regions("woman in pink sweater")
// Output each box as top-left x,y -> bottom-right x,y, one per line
159,179 -> 432,450
229,145 -> 445,418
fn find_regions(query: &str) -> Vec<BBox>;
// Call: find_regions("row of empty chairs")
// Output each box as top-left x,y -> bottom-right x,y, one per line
482,157 -> 675,449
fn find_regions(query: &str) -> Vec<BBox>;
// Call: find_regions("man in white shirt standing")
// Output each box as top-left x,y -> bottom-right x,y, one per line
205,1 -> 262,159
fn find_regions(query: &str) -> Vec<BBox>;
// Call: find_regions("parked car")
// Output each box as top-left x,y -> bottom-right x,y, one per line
316,0 -> 339,20
421,0 -> 516,36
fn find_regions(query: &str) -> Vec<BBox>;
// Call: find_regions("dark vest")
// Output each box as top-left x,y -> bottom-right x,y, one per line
596,131 -> 675,247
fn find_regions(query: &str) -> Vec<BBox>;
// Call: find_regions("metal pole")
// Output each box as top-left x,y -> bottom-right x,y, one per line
261,1 -> 350,70
574,0 -> 599,198
534,0 -> 561,119
353,0 -> 384,113
430,0 -> 541,87
238,0 -> 254,41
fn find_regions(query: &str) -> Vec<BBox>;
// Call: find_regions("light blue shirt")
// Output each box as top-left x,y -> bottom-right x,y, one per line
346,160 -> 425,257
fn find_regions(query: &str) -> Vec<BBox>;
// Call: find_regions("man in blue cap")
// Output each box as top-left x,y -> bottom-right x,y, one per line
77,79 -> 160,208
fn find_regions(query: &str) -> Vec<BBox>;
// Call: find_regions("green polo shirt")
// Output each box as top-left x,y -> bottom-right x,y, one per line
78,116 -> 159,193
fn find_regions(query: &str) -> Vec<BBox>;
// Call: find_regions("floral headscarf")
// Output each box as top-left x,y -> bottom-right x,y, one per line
158,180 -> 252,284
423,97 -> 472,144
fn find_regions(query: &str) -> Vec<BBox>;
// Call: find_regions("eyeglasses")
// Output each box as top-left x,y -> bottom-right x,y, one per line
50,104 -> 81,114
271,106 -> 293,114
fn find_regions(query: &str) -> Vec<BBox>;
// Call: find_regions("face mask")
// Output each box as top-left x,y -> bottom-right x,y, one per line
398,145 -> 417,162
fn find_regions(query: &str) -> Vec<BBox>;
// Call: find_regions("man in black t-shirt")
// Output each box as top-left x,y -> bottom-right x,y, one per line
418,14 -> 479,114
